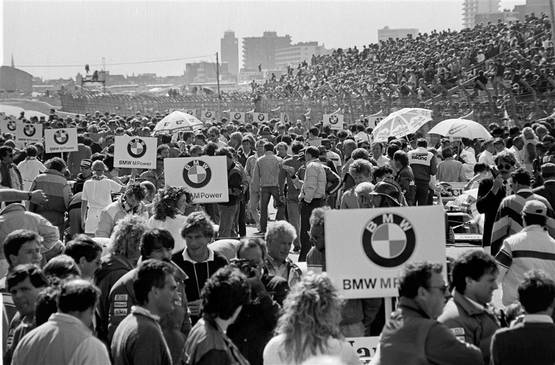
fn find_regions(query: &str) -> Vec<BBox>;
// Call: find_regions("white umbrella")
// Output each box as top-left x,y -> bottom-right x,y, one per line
428,119 -> 492,140
372,108 -> 432,142
0,104 -> 24,117
153,111 -> 203,134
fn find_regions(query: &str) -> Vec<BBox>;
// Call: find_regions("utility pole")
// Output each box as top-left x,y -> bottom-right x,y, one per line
216,52 -> 221,122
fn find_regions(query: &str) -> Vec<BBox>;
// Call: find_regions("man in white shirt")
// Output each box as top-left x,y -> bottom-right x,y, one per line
372,142 -> 390,167
478,140 -> 495,166
12,279 -> 110,365
17,146 -> 46,191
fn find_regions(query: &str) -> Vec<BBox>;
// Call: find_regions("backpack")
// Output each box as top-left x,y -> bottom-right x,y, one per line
322,165 -> 341,195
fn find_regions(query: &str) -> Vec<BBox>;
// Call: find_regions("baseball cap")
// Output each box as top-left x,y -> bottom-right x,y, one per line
522,200 -> 547,217
80,159 -> 92,168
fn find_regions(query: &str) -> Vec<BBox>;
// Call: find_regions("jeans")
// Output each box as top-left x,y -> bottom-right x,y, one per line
260,186 -> 281,232
415,182 -> 430,206
286,200 -> 301,249
218,203 -> 239,238
299,198 -> 323,261
248,190 -> 260,228
238,191 -> 247,237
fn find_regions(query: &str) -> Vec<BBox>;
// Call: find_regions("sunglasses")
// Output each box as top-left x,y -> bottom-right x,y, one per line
496,163 -> 513,171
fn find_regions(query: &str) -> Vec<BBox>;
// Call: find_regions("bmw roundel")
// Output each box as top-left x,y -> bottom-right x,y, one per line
23,124 -> 36,137
257,113 -> 265,121
7,120 -> 16,131
127,138 -> 147,159
329,115 -> 339,124
362,213 -> 416,268
54,129 -> 69,145
205,111 -> 213,118
183,159 -> 212,188
234,113 -> 242,120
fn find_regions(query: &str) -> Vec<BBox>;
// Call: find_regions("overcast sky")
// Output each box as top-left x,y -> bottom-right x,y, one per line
2,0 -> 526,80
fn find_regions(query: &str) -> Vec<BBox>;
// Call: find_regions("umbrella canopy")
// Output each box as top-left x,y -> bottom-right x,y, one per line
153,111 -> 203,134
0,104 -> 24,117
372,108 -> 432,142
428,119 -> 492,140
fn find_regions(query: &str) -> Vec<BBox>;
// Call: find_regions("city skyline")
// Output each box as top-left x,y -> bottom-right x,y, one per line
3,0 -> 526,80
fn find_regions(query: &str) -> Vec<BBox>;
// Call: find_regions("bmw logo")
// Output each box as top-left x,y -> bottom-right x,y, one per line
234,113 -> 242,120
127,138 -> 147,158
23,124 -> 36,137
330,115 -> 339,124
7,120 -> 16,131
257,114 -> 265,121
183,160 -> 211,188
205,111 -> 212,118
362,213 -> 416,268
54,129 -> 69,145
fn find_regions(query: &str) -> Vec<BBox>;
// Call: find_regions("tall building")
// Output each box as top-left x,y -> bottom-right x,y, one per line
242,31 -> 292,71
463,0 -> 501,28
220,31 -> 238,77
185,62 -> 230,84
275,42 -> 331,69
377,27 -> 419,42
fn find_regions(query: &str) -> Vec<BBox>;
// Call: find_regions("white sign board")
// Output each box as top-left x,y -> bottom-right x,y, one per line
15,121 -> 43,143
253,112 -> 268,123
325,206 -> 446,299
347,337 -> 380,360
164,156 -> 229,203
114,135 -> 158,169
279,112 -> 289,123
231,112 -> 244,123
323,113 -> 344,130
0,118 -> 18,134
368,115 -> 384,128
44,128 -> 78,153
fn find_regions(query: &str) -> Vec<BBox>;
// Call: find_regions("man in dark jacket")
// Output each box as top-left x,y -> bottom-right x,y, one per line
533,163 -> 555,209
217,147 -> 243,238
438,250 -> 500,364
72,159 -> 93,194
490,270 -> 555,365
108,229 -> 191,364
477,152 -> 516,251
371,262 -> 483,365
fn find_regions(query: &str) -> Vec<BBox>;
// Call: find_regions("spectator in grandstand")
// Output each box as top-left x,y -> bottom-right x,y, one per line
264,221 -> 302,288
81,160 -> 123,235
64,235 -> 103,280
437,147 -> 466,182
172,211 -> 228,324
227,238 -> 283,365
96,182 -> 147,238
29,157 -> 72,236
11,279 -> 110,365
477,152 -> 517,251
371,262 -> 482,365
3,264 -> 49,365
438,250 -> 499,364
252,142 -> 283,234
217,147 -> 243,238
0,146 -> 23,190
16,146 -> 46,191
94,215 -> 146,343
490,270 -> 555,365
263,272 -> 360,365
148,187 -> 193,254
108,229 -> 190,363
495,200 -> 555,307
490,168 -> 555,255
184,266 -> 250,365
111,260 -> 177,365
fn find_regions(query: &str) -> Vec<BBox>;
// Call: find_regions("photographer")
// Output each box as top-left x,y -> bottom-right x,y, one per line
227,238 -> 283,365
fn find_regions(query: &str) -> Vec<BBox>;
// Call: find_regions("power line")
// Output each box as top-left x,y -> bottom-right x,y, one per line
17,54 -> 215,68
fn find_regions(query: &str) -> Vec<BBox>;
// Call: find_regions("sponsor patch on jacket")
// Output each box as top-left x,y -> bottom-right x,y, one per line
113,301 -> 127,308
450,327 -> 466,341
114,308 -> 128,316
114,294 -> 128,301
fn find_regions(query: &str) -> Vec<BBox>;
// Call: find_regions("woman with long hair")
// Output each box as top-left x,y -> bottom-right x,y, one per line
148,186 -> 194,253
263,273 -> 361,365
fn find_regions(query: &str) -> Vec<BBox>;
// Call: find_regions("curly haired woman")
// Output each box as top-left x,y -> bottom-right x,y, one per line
263,273 -> 361,365
148,186 -> 195,253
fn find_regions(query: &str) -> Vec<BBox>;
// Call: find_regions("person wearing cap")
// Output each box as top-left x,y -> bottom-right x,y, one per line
533,163 -> 555,209
495,199 -> 555,306
67,135 -> 92,180
72,159 -> 93,194
81,160 -> 123,235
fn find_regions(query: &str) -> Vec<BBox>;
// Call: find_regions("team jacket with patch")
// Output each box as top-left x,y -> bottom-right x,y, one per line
408,147 -> 437,183
438,290 -> 500,365
107,260 -> 191,364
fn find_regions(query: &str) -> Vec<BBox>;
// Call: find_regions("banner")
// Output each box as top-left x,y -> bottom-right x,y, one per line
253,112 -> 268,123
114,135 -> 158,169
231,112 -> 245,123
0,119 -> 18,134
346,337 -> 380,360
44,128 -> 78,153
15,121 -> 42,144
323,113 -> 344,130
164,156 -> 229,203
202,110 -> 216,120
325,206 -> 446,299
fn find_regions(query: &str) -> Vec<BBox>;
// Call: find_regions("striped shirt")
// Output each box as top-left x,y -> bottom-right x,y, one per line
490,189 -> 555,255
495,225 -> 555,306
